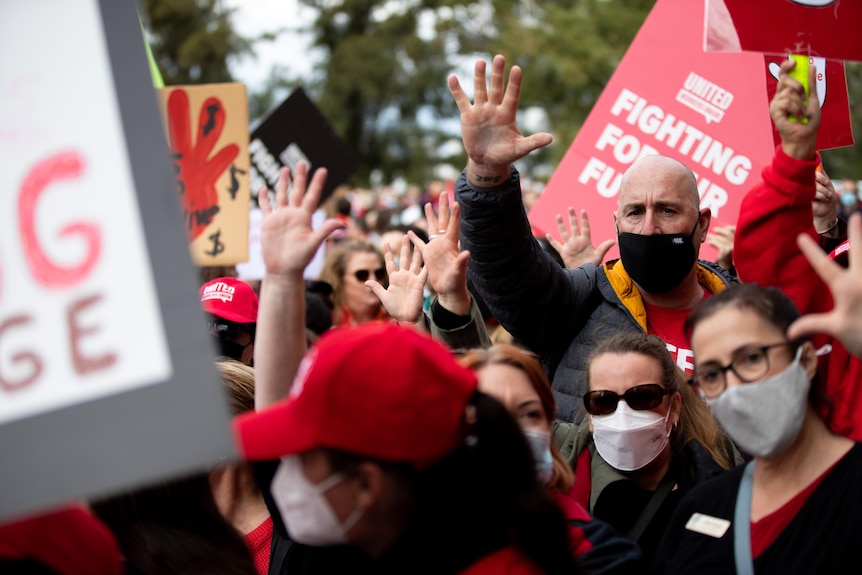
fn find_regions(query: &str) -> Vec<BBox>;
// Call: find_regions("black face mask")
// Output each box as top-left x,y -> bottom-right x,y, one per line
214,336 -> 252,365
617,219 -> 699,294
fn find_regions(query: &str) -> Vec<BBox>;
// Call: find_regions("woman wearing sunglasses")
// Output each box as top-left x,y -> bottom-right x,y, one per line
654,283 -> 862,574
318,239 -> 389,327
459,344 -> 647,575
557,331 -> 739,566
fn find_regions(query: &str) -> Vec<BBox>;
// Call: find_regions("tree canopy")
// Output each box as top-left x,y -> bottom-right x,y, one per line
140,0 -> 861,185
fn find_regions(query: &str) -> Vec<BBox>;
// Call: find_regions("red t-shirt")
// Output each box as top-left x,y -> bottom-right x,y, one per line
643,288 -> 711,374
244,516 -> 273,575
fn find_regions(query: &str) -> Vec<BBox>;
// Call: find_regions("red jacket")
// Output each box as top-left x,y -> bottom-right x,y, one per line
735,146 -> 862,440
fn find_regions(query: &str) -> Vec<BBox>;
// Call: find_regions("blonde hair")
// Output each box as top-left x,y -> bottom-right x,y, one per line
318,239 -> 385,324
215,359 -> 255,416
458,344 -> 575,493
587,332 -> 735,470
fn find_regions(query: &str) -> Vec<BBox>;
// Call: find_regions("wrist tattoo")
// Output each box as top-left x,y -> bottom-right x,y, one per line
475,175 -> 503,183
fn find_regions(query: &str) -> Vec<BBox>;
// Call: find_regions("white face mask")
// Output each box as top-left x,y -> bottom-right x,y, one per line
271,455 -> 363,546
522,429 -> 554,484
591,401 -> 671,472
707,347 -> 810,459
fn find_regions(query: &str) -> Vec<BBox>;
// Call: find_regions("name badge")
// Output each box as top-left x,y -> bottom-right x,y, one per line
685,512 -> 731,538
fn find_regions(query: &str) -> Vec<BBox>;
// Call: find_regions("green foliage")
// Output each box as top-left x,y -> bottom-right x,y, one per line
487,0 -> 654,170
821,61 -> 862,179
140,0 -> 862,186
297,0 -> 471,185
142,0 -> 254,84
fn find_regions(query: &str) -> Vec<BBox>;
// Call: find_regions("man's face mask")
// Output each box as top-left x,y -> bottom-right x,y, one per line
617,218 -> 700,294
208,318 -> 254,364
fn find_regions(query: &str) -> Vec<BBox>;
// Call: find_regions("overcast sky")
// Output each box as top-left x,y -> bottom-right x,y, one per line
226,0 -> 316,92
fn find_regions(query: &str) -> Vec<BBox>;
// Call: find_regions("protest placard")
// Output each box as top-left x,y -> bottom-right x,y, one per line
249,87 -> 359,205
0,0 -> 234,522
528,0 -> 775,263
157,83 -> 251,266
763,56 -> 853,151
706,0 -> 862,63
236,88 -> 358,279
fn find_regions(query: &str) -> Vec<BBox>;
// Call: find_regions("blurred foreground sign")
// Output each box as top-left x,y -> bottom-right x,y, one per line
157,83 -> 251,266
529,0 -> 775,263
0,0 -> 234,522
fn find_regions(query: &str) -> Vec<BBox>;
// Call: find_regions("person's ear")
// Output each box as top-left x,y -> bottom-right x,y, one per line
800,341 -> 818,380
670,391 -> 682,429
697,208 -> 712,244
355,462 -> 386,512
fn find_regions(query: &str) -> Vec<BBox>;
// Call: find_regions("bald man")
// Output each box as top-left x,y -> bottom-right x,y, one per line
430,56 -> 735,423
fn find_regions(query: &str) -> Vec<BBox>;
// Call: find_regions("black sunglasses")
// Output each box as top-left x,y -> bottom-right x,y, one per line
583,384 -> 671,416
207,319 -> 254,341
352,268 -> 386,282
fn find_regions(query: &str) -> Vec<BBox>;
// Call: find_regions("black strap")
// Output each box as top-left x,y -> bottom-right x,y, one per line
627,459 -> 677,542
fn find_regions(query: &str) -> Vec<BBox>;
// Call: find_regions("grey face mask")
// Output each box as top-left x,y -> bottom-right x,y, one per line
707,347 -> 809,459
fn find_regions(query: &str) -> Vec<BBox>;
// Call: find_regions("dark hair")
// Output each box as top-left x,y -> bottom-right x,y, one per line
684,283 -> 803,340
89,473 -> 256,575
684,283 -> 835,427
325,391 -> 584,575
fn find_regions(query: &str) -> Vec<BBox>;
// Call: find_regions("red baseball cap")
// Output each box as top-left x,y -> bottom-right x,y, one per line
233,322 -> 478,469
200,277 -> 258,324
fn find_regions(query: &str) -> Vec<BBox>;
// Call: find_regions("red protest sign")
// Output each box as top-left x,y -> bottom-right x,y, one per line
706,0 -> 862,62
763,55 -> 854,151
528,0 -> 776,263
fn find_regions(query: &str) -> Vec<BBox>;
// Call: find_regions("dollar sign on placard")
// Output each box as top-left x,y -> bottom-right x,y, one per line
205,229 -> 225,257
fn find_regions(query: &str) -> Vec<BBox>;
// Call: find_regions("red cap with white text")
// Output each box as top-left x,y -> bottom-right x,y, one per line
233,322 -> 477,469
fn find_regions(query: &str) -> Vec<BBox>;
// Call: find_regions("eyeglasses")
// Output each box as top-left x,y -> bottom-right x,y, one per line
207,319 -> 254,341
351,268 -> 386,282
689,342 -> 796,399
583,384 -> 672,416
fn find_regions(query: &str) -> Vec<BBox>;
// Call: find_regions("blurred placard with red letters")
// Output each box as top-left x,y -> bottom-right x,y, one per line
0,0 -> 234,523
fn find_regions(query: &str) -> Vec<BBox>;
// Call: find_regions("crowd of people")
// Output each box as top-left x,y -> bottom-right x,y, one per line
3,55 -> 862,575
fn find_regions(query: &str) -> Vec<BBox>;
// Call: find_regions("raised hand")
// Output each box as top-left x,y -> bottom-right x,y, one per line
254,162 -> 344,408
367,236 -> 428,329
448,54 -> 553,187
706,224 -> 736,271
770,58 -> 821,161
546,207 -> 616,268
409,192 -> 472,315
789,213 -> 862,358
258,162 -> 344,279
813,166 -> 839,236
